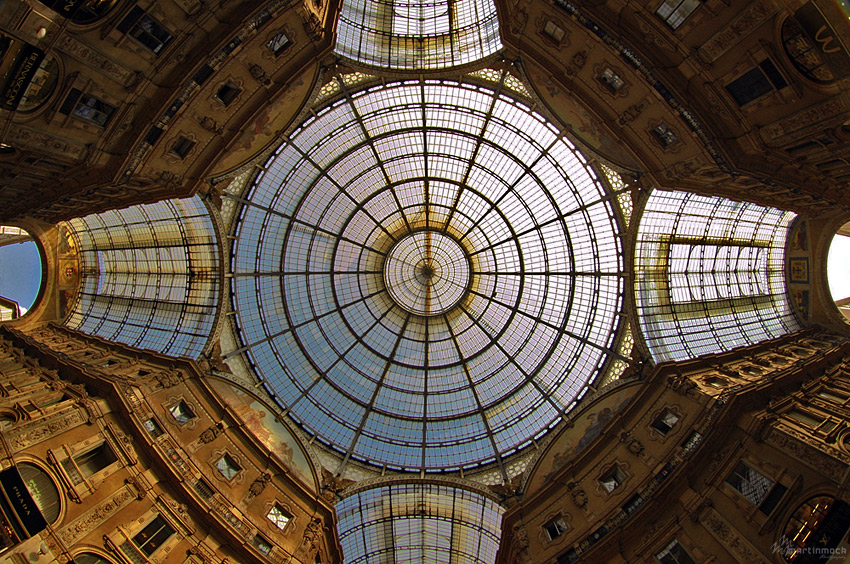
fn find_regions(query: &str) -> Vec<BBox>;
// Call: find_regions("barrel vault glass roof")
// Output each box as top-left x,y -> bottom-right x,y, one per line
336,483 -> 504,564
335,0 -> 502,69
228,74 -> 626,473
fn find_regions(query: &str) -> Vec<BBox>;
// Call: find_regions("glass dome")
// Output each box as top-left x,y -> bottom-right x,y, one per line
230,74 -> 625,472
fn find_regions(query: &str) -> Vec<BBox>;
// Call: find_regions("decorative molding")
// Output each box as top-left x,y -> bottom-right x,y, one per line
8,409 -> 87,451
57,486 -> 135,546
762,97 -> 848,142
56,35 -> 137,87
5,125 -> 87,160
701,507 -> 770,563
766,427 -> 849,481
698,0 -> 777,62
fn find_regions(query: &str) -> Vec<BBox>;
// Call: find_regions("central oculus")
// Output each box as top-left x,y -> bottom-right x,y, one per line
383,231 -> 471,316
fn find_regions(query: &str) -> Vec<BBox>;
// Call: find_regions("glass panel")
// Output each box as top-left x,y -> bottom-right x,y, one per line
267,504 -> 291,530
18,463 -> 61,524
336,483 -> 503,564
335,0 -> 502,69
133,515 -> 174,556
62,197 -> 220,359
635,190 -> 799,362
230,77 -> 624,471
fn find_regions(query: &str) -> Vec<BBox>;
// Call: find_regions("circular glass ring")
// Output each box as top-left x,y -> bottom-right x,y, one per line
384,230 -> 470,316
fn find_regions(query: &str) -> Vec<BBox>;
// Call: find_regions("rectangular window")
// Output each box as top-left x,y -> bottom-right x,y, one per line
652,124 -> 677,147
143,418 -> 164,438
169,401 -> 194,424
215,82 -> 240,106
725,59 -> 788,106
599,67 -> 625,92
725,461 -> 786,514
651,409 -> 680,434
62,442 -> 117,485
59,88 -> 116,127
117,6 -> 173,55
133,515 -> 174,557
543,515 -> 568,540
656,539 -> 697,564
267,504 -> 292,531
170,136 -> 195,159
600,466 -> 626,493
655,0 -> 700,30
266,32 -> 290,56
215,454 -> 241,480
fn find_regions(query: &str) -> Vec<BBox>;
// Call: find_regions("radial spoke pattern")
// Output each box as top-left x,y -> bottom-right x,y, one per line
635,190 -> 800,362
230,77 -> 624,471
336,483 -> 503,564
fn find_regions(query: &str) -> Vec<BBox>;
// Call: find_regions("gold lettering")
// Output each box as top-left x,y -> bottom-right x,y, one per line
815,25 -> 842,54
4,52 -> 40,106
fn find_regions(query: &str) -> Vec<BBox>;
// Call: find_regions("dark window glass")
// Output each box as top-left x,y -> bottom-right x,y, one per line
133,515 -> 174,556
171,136 -> 195,159
725,461 -> 785,514
543,516 -> 568,540
18,463 -> 61,524
74,442 -> 117,477
118,6 -> 172,54
651,409 -> 679,434
267,32 -> 291,55
59,89 -> 116,126
656,540 -> 697,564
216,83 -> 240,106
726,60 -> 787,106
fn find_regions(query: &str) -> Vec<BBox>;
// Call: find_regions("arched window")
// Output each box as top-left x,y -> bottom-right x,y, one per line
779,496 -> 850,562
73,553 -> 114,564
17,462 -> 61,525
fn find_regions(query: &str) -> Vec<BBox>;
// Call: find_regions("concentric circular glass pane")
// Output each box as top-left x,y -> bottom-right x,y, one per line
384,231 -> 471,316
231,77 -> 624,471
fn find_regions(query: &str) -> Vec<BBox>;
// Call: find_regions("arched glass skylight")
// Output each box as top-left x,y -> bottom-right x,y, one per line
635,190 -> 800,363
229,75 -> 625,472
335,0 -> 502,69
336,483 -> 503,564
64,197 -> 220,359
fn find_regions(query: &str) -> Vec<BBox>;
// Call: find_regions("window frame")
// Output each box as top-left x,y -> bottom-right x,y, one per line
654,0 -> 701,30
655,539 -> 697,564
58,87 -> 117,128
131,514 -> 175,557
116,5 -> 173,56
267,503 -> 293,532
724,460 -> 788,516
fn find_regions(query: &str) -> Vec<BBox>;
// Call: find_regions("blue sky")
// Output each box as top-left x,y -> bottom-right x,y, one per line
0,241 -> 42,312
829,234 -> 850,302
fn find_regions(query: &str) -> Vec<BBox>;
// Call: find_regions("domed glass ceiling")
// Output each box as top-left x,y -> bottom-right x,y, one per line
230,73 -> 625,472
